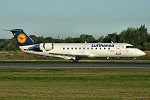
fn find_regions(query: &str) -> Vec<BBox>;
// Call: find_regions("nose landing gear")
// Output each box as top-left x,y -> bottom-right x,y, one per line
133,58 -> 136,63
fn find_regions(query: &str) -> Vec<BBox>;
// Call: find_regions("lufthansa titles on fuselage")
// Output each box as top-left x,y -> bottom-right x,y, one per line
91,44 -> 114,48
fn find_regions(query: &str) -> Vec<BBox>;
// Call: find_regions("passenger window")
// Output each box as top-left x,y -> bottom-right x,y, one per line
95,48 -> 97,50
87,48 -> 89,50
104,48 -> 106,50
71,48 -> 73,50
67,48 -> 69,50
108,48 -> 110,50
79,48 -> 81,50
91,48 -> 93,50
100,48 -> 101,50
63,48 -> 65,50
83,48 -> 85,50
75,48 -> 77,50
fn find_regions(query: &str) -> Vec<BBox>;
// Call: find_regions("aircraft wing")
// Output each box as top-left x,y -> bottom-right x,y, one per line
49,53 -> 89,60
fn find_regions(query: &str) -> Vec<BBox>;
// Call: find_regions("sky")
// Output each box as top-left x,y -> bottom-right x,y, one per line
0,0 -> 150,39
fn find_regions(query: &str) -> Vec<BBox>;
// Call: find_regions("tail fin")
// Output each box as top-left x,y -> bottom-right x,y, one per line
9,29 -> 34,46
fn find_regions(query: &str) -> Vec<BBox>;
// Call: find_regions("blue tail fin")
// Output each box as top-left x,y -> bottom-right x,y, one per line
10,29 -> 34,46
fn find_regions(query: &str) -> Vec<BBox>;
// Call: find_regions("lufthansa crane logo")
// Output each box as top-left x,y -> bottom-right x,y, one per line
17,33 -> 27,43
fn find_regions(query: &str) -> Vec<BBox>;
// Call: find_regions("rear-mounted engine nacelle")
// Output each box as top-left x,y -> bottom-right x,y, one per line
43,43 -> 54,51
28,43 -> 54,52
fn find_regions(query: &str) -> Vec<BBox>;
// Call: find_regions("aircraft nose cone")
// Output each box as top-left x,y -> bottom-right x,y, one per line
135,50 -> 146,57
141,51 -> 146,56
139,51 -> 146,56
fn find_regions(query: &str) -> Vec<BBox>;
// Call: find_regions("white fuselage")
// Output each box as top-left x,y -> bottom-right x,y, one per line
19,43 -> 145,60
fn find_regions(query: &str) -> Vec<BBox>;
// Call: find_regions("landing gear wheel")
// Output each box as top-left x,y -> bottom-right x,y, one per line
70,59 -> 79,63
70,59 -> 74,62
75,59 -> 79,62
133,58 -> 136,63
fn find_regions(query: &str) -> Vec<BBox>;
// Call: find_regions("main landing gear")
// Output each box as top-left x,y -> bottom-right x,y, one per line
70,59 -> 79,62
70,58 -> 81,62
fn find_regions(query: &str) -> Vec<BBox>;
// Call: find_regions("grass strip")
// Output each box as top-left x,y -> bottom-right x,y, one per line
0,69 -> 150,99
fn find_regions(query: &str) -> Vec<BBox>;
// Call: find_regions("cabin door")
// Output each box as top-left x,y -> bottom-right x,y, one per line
116,46 -> 121,55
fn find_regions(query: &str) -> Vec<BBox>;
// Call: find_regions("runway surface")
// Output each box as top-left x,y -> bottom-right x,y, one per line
0,61 -> 150,69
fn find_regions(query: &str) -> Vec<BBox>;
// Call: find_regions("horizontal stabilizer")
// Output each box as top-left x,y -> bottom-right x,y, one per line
3,29 -> 22,32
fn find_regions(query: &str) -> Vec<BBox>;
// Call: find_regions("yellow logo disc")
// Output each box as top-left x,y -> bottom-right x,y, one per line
17,33 -> 27,43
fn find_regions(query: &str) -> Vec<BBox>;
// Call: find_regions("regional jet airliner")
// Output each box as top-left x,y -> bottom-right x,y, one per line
7,29 -> 145,62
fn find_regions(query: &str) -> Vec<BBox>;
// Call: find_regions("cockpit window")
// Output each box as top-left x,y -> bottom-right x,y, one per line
126,46 -> 136,48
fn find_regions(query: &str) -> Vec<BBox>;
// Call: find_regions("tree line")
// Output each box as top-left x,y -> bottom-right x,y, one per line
0,25 -> 150,51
